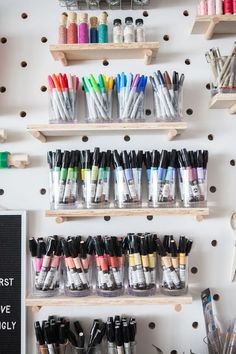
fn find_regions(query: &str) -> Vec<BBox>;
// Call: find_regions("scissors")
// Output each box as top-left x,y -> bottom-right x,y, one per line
230,212 -> 236,281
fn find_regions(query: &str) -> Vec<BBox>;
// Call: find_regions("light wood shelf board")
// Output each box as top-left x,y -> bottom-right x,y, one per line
49,42 -> 160,65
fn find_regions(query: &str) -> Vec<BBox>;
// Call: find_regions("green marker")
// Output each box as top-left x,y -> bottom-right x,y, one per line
0,151 -> 10,169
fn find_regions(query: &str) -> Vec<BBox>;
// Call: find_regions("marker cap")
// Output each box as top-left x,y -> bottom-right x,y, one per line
0,151 -> 10,169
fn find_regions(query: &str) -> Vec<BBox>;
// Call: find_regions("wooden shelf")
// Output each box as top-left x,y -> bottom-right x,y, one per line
209,93 -> 236,114
27,122 -> 187,142
191,15 -> 236,39
46,207 -> 209,223
26,294 -> 193,312
49,42 -> 160,66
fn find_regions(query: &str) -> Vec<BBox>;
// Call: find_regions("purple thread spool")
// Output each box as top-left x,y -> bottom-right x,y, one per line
79,13 -> 89,44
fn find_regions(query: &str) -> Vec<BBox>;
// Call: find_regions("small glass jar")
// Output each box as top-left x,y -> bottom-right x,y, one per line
78,12 -> 89,43
64,258 -> 92,297
135,18 -> 145,42
124,17 -> 135,43
159,255 -> 188,296
113,18 -> 123,43
32,254 -> 61,297
98,12 -> 108,43
181,166 -> 207,207
128,251 -> 157,296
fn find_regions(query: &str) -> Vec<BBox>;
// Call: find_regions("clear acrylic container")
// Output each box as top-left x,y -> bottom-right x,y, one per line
208,55 -> 236,95
64,257 -> 92,297
153,84 -> 183,122
49,90 -> 78,123
117,89 -> 146,122
87,0 -> 100,9
81,168 -> 111,208
95,254 -> 124,297
114,166 -> 142,208
32,255 -> 61,297
181,167 -> 207,207
84,86 -> 113,123
128,252 -> 157,296
50,164 -> 79,210
148,167 -> 176,208
159,256 -> 188,296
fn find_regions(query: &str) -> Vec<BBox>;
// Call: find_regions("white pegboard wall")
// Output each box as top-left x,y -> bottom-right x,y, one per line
1,0 -> 236,353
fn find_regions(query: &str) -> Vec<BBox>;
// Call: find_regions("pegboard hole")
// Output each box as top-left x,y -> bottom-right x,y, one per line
20,111 -> 27,118
183,10 -> 189,16
82,136 -> 88,142
143,11 -> 149,17
147,215 -> 153,221
186,108 -> 193,115
0,87 -> 6,93
209,186 -> 216,193
230,159 -> 235,166
163,34 -> 170,41
206,83 -> 211,90
192,321 -> 198,329
208,134 -> 214,141
124,135 -> 130,142
191,267 -> 198,274
170,351 -> 178,354
211,240 -> 217,247
21,61 -> 27,68
21,12 -> 28,19
103,60 -> 109,66
213,293 -> 220,301
0,189 -> 4,196
148,322 -> 156,329
41,86 -> 47,92
1,37 -> 7,44
41,37 -> 48,43
40,188 -> 46,195
104,216 -> 111,221
185,59 -> 191,65
145,109 -> 152,116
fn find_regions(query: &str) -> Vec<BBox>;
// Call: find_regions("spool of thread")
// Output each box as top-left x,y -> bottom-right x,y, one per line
79,12 -> 89,44
67,12 -> 78,44
224,0 -> 233,13
215,0 -> 223,14
58,13 -> 67,44
90,16 -> 98,43
207,0 -> 216,15
232,0 -> 236,12
98,12 -> 108,43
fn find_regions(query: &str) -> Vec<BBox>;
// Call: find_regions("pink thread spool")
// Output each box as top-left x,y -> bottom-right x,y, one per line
233,0 -> 236,12
67,12 -> 78,44
58,13 -> 67,44
224,0 -> 233,13
78,13 -> 89,44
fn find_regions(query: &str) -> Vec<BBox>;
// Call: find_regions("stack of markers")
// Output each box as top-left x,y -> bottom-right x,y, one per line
47,150 -> 80,209
177,149 -> 208,207
62,236 -> 93,296
113,149 -> 143,208
48,73 -> 79,123
80,149 -> 112,207
156,235 -> 193,296
150,70 -> 184,121
116,73 -> 148,121
93,235 -> 124,296
106,315 -> 137,354
34,315 -> 137,354
82,74 -> 114,121
205,44 -> 236,94
125,233 -> 157,296
196,0 -> 236,15
144,149 -> 177,207
29,236 -> 62,297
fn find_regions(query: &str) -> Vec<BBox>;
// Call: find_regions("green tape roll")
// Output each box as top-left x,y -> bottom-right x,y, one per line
0,151 -> 10,169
